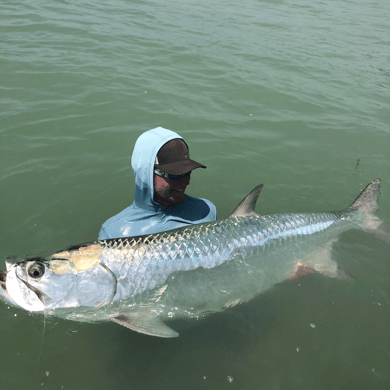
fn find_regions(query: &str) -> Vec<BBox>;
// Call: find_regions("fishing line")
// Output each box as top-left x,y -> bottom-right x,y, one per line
354,158 -> 360,174
29,310 -> 46,389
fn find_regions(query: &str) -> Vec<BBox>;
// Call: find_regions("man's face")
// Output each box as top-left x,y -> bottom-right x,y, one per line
153,172 -> 191,208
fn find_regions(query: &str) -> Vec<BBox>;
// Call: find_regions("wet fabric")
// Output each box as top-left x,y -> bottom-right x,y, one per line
98,127 -> 217,239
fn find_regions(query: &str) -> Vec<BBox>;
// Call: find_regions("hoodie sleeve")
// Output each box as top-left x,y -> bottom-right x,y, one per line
98,226 -> 109,240
202,198 -> 218,221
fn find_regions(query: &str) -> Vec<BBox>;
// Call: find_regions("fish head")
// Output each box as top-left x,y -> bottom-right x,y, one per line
5,244 -> 117,312
5,257 -> 78,312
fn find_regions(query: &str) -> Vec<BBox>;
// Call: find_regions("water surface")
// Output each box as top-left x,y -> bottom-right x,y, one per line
1,0 -> 389,389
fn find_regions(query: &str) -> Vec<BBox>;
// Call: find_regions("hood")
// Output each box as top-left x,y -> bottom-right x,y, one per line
131,127 -> 184,211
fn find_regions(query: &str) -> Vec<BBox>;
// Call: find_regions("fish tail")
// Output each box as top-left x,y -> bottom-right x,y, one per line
349,179 -> 381,215
348,179 -> 390,242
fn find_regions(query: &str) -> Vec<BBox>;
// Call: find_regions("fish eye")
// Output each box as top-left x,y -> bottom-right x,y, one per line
27,262 -> 45,279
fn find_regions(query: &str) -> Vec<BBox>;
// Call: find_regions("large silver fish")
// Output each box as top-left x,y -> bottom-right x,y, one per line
1,180 -> 388,337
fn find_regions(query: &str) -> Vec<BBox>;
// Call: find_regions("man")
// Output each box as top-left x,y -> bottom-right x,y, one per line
98,127 -> 217,239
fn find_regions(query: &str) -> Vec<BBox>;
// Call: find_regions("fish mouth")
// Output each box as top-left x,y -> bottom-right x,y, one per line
0,270 -> 8,295
0,269 -> 17,306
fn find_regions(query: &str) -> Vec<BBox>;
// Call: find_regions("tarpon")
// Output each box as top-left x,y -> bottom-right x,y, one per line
1,180 -> 388,337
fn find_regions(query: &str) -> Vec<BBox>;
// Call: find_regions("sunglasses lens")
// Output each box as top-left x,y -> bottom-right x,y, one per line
168,172 -> 190,181
155,169 -> 190,181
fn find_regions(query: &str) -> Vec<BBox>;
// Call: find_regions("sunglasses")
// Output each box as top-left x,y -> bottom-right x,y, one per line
154,169 -> 191,181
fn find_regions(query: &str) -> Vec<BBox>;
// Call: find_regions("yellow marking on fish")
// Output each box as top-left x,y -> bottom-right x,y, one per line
52,244 -> 102,272
50,260 -> 73,274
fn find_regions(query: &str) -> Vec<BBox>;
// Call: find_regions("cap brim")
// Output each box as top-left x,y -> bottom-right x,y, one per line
155,159 -> 206,175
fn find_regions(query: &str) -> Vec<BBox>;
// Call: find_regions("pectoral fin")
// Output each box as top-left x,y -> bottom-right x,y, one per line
110,313 -> 179,338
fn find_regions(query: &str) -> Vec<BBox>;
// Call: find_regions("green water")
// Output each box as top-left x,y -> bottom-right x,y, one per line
1,0 -> 389,388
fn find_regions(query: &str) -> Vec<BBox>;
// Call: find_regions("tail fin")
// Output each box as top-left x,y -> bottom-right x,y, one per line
349,179 -> 390,243
349,179 -> 380,215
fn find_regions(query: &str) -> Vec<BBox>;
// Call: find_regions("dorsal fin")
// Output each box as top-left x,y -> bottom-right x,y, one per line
230,184 -> 263,217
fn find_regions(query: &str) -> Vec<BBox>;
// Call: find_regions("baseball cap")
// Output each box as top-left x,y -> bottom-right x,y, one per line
154,138 -> 206,175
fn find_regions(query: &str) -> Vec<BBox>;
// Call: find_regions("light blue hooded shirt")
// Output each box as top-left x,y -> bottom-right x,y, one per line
98,127 -> 218,240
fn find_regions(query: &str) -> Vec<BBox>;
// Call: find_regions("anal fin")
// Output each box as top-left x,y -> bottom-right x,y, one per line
110,313 -> 179,338
292,239 -> 348,280
290,263 -> 315,280
364,221 -> 390,243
